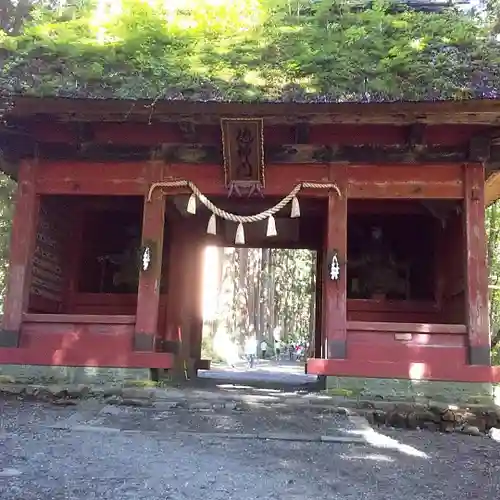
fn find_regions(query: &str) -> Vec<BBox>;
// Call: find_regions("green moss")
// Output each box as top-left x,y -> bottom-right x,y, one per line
0,0 -> 498,102
123,379 -> 159,388
325,376 -> 495,404
326,387 -> 363,398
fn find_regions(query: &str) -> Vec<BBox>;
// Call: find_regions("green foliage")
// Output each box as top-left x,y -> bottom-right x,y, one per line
487,200 -> 500,362
215,247 -> 315,349
0,174 -> 15,311
0,0 -> 498,101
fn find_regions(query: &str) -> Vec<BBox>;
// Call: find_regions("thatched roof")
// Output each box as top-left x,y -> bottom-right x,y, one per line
0,1 -> 498,104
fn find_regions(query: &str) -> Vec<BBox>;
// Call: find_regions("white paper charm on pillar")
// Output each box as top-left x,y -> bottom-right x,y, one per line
186,193 -> 197,214
141,246 -> 152,272
266,215 -> 277,237
291,196 -> 300,218
207,213 -> 217,235
235,222 -> 245,244
330,252 -> 340,281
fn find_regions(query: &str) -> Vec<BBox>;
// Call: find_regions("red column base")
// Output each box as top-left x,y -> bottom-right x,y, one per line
307,358 -> 500,383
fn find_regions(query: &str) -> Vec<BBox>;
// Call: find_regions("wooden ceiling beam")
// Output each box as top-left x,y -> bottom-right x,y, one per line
5,141 -> 479,165
8,96 -> 500,126
469,135 -> 491,163
9,112 -> 500,125
8,121 -> 488,147
408,123 -> 426,153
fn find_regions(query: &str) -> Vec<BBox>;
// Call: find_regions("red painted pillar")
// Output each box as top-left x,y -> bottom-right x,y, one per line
134,175 -> 165,351
463,164 -> 490,365
189,240 -> 205,361
324,166 -> 348,359
314,249 -> 324,358
1,160 -> 39,347
165,220 -> 182,346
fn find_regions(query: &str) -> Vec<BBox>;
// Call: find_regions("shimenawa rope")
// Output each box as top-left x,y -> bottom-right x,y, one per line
147,180 -> 341,224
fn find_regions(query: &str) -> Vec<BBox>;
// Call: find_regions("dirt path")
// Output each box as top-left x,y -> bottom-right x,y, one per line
198,359 -> 318,388
1,399 -> 500,500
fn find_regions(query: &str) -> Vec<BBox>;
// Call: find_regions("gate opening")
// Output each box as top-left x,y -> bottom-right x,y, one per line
200,245 -> 318,384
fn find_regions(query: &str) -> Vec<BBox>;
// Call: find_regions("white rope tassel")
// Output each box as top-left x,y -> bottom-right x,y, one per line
266,215 -> 277,237
186,193 -> 197,214
207,214 -> 217,235
291,196 -> 300,218
235,223 -> 245,244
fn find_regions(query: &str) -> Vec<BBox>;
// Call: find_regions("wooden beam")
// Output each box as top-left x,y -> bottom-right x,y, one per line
1,160 -> 39,347
35,161 -> 149,195
0,347 -> 174,369
23,313 -> 136,324
14,121 -> 487,146
6,119 -> 499,166
348,199 -> 428,214
165,163 -> 332,196
200,143 -> 473,164
347,320 -> 466,335
469,135 -> 491,163
3,321 -> 174,368
9,96 -> 500,125
24,141 -> 476,165
323,165 -> 347,359
485,170 -> 500,205
32,160 -> 469,199
347,164 -> 464,199
408,123 -> 426,152
463,164 -> 490,365
134,162 -> 166,351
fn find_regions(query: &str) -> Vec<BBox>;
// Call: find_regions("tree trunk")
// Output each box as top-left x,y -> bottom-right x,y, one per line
308,252 -> 317,346
269,249 -> 275,337
237,247 -> 249,345
260,248 -> 270,340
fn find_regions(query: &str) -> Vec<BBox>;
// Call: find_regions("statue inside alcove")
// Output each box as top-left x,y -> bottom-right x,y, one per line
348,225 -> 409,300
97,225 -> 141,293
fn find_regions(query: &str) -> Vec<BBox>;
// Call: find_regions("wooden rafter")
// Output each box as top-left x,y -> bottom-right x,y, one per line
7,96 -> 500,125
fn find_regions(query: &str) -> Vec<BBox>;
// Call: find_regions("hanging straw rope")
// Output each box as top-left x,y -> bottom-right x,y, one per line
147,179 -> 341,224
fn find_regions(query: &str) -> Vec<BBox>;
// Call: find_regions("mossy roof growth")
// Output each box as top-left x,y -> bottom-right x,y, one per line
0,0 -> 499,103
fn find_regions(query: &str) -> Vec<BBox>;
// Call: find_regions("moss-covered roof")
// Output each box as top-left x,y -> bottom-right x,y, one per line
0,0 -> 499,103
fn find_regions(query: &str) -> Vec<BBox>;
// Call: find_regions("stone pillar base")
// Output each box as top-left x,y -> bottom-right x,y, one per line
326,376 -> 497,404
0,365 -> 151,385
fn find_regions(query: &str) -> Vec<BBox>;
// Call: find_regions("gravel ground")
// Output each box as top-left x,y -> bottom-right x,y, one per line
1,400 -> 500,500
92,405 -> 355,436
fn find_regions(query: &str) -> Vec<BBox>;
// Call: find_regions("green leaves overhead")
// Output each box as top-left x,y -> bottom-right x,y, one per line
0,0 -> 498,101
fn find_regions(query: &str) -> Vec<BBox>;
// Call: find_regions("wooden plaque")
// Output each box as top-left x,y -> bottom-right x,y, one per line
221,118 -> 264,191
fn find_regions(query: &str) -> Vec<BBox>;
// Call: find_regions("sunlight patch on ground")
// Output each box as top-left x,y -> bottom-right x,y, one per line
347,427 -> 428,459
199,360 -> 317,385
211,330 -> 240,365
340,453 -> 395,463
0,468 -> 22,478
241,395 -> 281,403
245,388 -> 282,394
216,384 -> 256,390
494,385 -> 500,406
